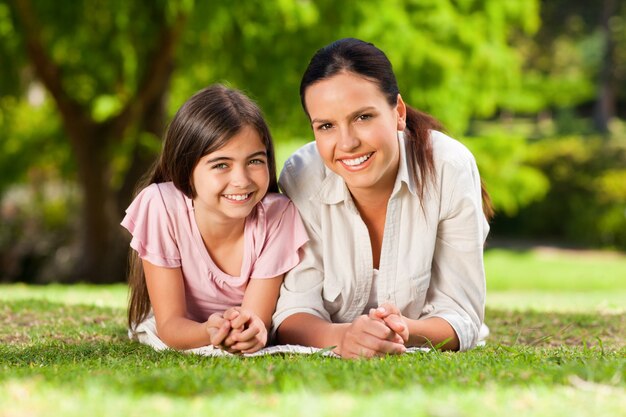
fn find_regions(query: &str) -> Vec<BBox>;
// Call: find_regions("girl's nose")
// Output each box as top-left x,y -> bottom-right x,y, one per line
231,165 -> 252,188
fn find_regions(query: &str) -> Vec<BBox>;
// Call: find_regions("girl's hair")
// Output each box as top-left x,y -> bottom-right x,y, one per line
300,38 -> 494,219
128,84 -> 278,328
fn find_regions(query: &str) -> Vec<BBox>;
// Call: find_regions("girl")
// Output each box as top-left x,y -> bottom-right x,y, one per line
273,38 -> 493,358
122,85 -> 308,354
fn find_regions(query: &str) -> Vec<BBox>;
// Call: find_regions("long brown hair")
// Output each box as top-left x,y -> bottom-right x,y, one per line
127,84 -> 278,328
299,38 -> 494,219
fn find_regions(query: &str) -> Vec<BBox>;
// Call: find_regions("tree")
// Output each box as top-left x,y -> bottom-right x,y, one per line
1,0 -> 540,282
503,0 -> 626,132
7,0 -> 188,282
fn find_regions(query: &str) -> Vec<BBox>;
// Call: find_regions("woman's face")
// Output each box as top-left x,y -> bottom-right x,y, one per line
304,71 -> 406,195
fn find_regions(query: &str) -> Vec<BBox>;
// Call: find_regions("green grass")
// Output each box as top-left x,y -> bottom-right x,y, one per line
1,248 -> 625,416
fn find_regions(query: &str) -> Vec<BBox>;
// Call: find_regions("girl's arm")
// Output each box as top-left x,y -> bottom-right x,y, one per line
221,275 -> 284,353
143,259 -> 230,350
241,275 -> 284,329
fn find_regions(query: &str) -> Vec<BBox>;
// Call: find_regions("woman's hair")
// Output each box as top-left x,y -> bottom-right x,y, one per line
127,84 -> 278,328
300,38 -> 493,219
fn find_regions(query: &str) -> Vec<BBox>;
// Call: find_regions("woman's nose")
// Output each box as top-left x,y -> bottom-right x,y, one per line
338,126 -> 360,151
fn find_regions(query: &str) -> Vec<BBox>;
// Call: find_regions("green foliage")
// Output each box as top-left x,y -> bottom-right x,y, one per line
461,134 -> 549,216
0,95 -> 71,193
0,0 -> 545,282
496,135 -> 626,248
0,181 -> 79,283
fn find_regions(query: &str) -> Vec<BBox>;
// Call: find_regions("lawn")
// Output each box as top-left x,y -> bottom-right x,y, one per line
1,248 -> 624,417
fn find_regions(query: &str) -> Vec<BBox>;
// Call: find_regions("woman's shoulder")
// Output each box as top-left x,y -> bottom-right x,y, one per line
281,141 -> 325,178
429,130 -> 476,168
279,141 -> 326,199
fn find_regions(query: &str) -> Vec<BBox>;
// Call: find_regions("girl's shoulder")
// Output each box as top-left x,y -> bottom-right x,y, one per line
257,193 -> 295,220
131,182 -> 188,212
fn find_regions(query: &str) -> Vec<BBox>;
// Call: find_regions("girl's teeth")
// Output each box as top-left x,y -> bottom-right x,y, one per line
342,153 -> 372,166
224,193 -> 250,201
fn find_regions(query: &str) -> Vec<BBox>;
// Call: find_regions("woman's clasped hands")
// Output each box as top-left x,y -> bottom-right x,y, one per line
338,303 -> 410,359
205,307 -> 267,354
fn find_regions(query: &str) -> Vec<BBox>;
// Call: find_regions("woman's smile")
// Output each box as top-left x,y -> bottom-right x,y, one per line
337,151 -> 375,169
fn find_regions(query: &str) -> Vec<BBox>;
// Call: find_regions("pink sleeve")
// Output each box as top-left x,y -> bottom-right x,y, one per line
120,184 -> 181,268
250,197 -> 309,279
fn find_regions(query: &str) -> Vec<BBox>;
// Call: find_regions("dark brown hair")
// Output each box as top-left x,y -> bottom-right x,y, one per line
127,84 -> 278,328
300,38 -> 493,218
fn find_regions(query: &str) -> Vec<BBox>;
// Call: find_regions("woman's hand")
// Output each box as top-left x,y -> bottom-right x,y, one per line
221,307 -> 268,354
338,314 -> 406,358
368,303 -> 409,343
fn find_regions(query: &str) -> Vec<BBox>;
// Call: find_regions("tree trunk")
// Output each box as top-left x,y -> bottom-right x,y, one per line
68,125 -> 126,283
13,0 -> 186,283
593,0 -> 616,134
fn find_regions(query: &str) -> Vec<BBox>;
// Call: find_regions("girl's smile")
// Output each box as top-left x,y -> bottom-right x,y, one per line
192,125 -> 270,224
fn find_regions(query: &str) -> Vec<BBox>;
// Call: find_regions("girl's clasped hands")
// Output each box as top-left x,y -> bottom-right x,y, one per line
206,308 -> 268,354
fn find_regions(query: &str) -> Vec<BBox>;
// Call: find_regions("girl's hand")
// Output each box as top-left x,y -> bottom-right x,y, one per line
369,303 -> 409,343
338,315 -> 406,358
222,308 -> 268,354
205,312 -> 231,347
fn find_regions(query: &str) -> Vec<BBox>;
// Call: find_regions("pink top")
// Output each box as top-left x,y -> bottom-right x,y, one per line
121,182 -> 308,322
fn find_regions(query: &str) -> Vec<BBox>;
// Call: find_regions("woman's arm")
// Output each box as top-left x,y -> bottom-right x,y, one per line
143,259 -> 230,350
277,312 -> 406,358
371,305 -> 459,350
404,317 -> 459,350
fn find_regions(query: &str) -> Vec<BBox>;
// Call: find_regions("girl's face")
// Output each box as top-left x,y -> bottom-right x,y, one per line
191,125 -> 270,224
304,71 -> 406,196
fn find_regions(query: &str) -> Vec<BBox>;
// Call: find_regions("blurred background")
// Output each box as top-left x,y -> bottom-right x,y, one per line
0,0 -> 624,284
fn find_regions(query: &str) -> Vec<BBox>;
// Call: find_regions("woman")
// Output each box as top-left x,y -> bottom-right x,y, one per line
273,38 -> 492,358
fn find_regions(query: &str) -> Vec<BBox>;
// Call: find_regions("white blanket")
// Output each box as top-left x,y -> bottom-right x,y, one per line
129,316 -> 433,357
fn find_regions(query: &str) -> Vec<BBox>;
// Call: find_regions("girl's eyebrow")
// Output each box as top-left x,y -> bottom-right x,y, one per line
204,150 -> 267,164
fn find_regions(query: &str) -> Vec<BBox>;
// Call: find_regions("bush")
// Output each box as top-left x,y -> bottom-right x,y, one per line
461,134 -> 549,216
493,134 -> 626,248
0,178 -> 79,283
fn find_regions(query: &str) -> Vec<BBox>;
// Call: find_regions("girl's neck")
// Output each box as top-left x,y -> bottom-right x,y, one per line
194,210 -> 246,243
193,209 -> 247,276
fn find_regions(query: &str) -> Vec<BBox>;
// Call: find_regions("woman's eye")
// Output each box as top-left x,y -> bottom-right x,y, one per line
357,114 -> 371,121
212,163 -> 228,170
249,159 -> 266,165
317,123 -> 332,131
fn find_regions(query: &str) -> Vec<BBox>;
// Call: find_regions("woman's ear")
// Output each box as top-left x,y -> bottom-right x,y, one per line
396,94 -> 407,131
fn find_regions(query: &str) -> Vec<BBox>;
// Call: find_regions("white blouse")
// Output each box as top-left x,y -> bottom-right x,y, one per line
273,131 -> 489,350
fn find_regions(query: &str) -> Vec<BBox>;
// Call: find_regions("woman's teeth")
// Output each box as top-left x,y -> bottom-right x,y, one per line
342,153 -> 373,166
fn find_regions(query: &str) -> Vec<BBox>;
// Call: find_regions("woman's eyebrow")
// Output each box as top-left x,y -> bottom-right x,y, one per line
311,106 -> 377,125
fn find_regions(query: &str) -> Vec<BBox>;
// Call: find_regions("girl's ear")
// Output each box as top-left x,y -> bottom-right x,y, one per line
396,94 -> 407,131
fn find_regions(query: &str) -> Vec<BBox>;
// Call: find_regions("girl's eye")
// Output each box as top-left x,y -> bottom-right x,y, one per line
212,163 -> 228,170
357,114 -> 371,121
249,158 -> 266,165
317,123 -> 332,131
